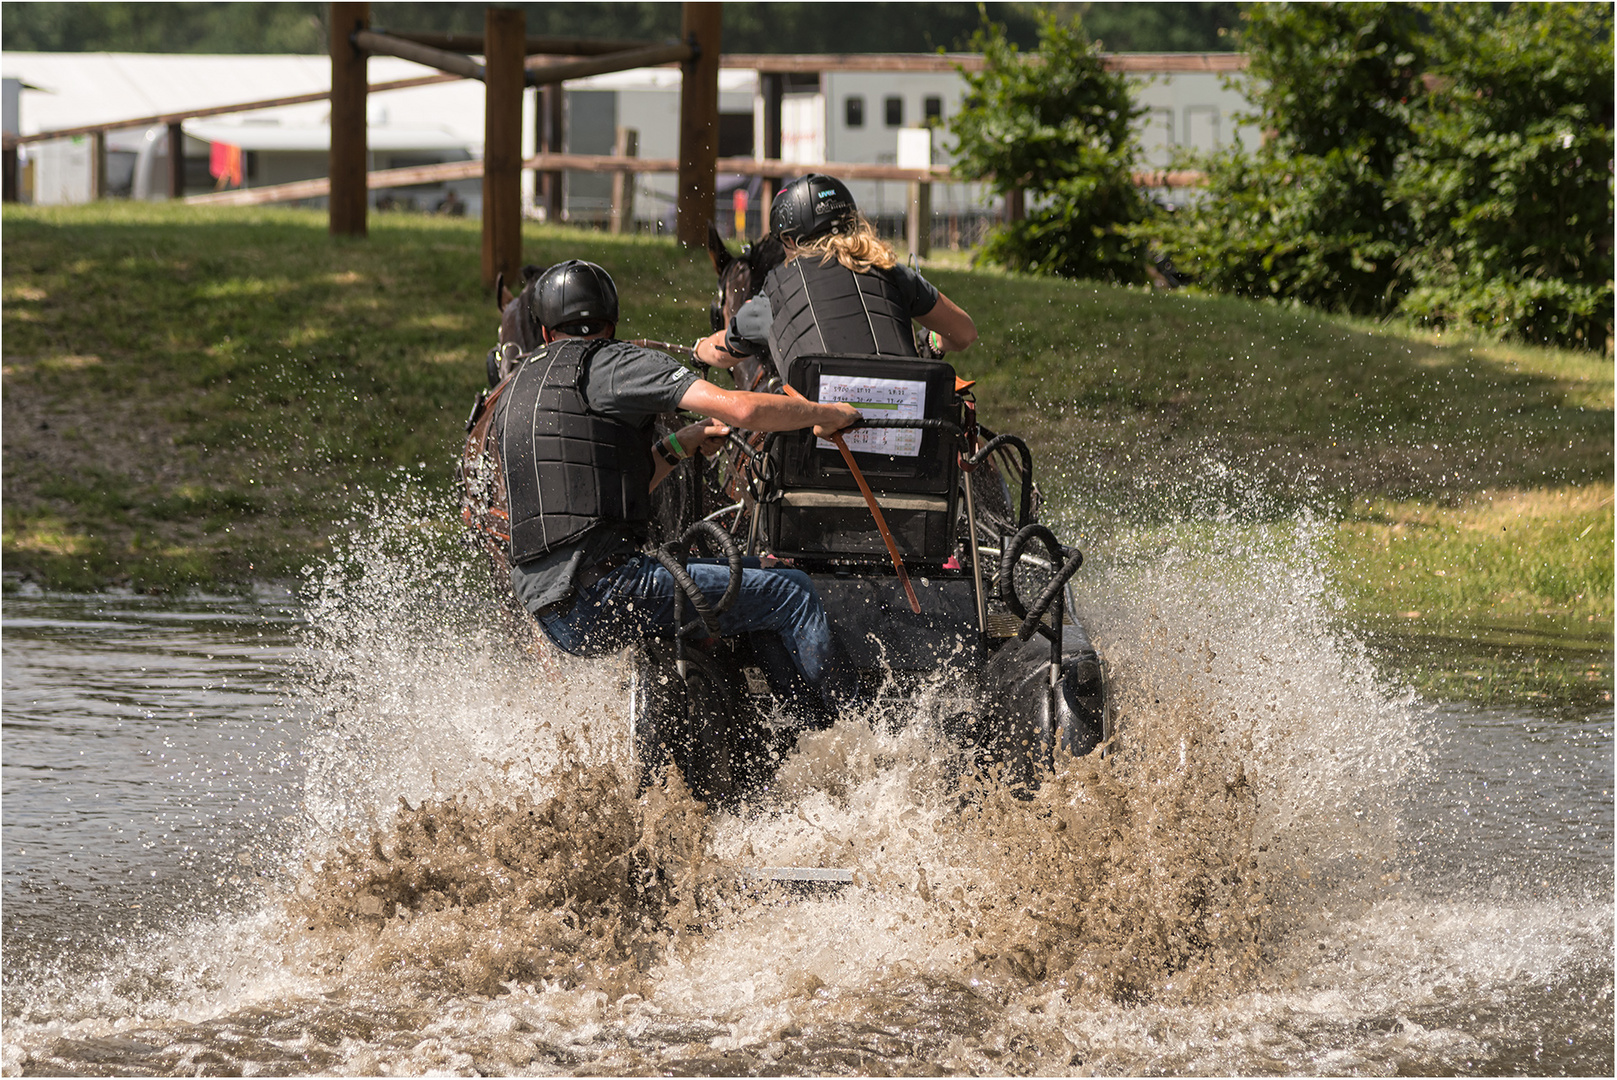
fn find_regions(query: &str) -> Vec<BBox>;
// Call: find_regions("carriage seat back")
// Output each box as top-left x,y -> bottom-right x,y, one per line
765,354 -> 962,564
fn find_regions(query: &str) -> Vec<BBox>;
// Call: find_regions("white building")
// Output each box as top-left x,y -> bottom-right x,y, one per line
3,51 -> 1257,238
2,52 -> 487,211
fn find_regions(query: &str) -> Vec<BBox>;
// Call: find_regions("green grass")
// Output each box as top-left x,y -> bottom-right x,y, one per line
4,203 -> 1611,677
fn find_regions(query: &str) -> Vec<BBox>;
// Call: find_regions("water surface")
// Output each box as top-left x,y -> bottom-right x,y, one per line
3,517 -> 1611,1076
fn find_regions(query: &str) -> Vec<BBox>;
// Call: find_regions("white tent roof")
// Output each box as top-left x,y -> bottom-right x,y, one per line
0,52 -> 487,149
1,51 -> 759,144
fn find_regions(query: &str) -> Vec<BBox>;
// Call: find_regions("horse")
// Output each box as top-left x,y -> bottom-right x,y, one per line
705,224 -> 786,393
487,264 -> 546,388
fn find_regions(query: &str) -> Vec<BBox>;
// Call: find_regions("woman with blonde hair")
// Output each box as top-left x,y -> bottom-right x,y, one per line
694,173 -> 976,380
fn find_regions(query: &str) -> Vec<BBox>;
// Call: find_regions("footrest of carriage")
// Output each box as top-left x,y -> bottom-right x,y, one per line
769,490 -> 953,561
738,866 -> 856,891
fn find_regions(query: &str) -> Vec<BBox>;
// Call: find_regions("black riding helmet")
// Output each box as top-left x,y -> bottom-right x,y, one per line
769,174 -> 857,243
529,259 -> 619,335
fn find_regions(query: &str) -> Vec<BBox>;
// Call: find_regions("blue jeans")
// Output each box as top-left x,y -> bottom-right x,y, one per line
535,556 -> 838,690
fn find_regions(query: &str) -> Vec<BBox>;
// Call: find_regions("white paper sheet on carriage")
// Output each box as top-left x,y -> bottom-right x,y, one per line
815,374 -> 926,457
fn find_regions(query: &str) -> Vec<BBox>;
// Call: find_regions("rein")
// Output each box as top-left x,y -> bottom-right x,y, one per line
627,338 -> 696,360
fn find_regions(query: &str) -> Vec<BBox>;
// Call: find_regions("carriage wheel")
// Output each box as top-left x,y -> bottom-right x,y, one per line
628,643 -> 737,805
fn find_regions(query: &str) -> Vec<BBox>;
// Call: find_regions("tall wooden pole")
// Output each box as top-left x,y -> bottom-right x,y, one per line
483,6 -> 526,289
533,72 -> 565,222
90,130 -> 107,200
676,2 -> 721,248
759,70 -> 783,215
166,122 -> 186,198
328,2 -> 369,236
609,127 -> 638,234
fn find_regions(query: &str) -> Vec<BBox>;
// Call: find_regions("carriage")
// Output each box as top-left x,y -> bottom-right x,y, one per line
460,241 -> 1108,806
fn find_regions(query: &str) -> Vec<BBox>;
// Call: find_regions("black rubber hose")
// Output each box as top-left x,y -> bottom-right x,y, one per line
853,417 -> 963,435
966,433 -> 1034,527
647,545 -> 721,638
999,523 -> 1084,643
679,520 -> 744,615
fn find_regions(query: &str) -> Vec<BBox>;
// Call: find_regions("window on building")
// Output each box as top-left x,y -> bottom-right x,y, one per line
923,95 -> 944,125
845,95 -> 865,129
884,95 -> 904,127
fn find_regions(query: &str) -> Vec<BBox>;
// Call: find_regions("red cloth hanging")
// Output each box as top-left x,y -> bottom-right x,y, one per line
209,142 -> 243,188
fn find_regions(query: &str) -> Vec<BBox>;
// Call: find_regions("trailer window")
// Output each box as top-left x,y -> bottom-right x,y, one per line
844,95 -> 865,128
923,95 -> 944,124
884,95 -> 904,127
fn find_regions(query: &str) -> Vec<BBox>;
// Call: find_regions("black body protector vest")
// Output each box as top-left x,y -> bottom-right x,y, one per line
763,257 -> 917,380
497,339 -> 655,565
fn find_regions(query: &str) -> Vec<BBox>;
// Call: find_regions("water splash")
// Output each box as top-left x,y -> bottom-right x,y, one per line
4,468 -> 1608,1076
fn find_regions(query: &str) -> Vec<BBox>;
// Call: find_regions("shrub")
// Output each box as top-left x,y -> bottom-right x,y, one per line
949,12 -> 1155,284
1153,2 -> 1613,351
1149,2 -> 1423,317
1393,3 -> 1614,348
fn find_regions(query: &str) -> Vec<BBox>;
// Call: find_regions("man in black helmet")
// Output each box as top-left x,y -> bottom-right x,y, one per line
494,259 -> 862,709
692,173 -> 977,378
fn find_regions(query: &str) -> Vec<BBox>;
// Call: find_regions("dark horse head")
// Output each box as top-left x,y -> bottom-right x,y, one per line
486,264 -> 546,387
706,224 -> 784,393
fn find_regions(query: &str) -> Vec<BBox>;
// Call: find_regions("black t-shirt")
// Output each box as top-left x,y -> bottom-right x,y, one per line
509,340 -> 699,614
726,260 -> 941,356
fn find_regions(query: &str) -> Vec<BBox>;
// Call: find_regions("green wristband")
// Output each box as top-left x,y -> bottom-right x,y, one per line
666,431 -> 689,459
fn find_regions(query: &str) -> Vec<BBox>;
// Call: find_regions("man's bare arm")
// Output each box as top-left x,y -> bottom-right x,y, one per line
678,380 -> 861,439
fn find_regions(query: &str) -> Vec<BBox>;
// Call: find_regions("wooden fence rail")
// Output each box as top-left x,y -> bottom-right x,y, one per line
181,152 -> 1206,209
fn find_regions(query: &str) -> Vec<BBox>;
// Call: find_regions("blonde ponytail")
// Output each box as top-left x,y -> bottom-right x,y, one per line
789,213 -> 898,274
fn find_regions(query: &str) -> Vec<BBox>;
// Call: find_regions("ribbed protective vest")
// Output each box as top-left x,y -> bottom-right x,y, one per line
498,339 -> 654,565
763,257 -> 917,380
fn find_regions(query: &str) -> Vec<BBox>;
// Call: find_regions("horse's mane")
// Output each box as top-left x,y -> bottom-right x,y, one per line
741,233 -> 786,295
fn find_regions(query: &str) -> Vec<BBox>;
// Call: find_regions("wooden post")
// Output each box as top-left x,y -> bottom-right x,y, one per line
328,2 -> 369,236
482,6 -> 526,289
90,130 -> 107,199
609,127 -> 638,234
676,2 -> 721,248
1005,187 -> 1025,224
166,122 -> 186,198
759,70 -> 783,219
907,180 -> 932,260
534,79 -> 564,221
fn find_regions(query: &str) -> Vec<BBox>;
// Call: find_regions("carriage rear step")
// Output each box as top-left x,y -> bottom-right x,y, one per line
740,866 -> 856,892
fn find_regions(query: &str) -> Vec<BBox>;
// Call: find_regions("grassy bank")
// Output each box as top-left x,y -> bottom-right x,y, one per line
4,203 -> 1611,693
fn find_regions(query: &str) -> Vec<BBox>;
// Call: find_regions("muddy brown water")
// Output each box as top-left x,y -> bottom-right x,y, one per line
3,511 -> 1611,1076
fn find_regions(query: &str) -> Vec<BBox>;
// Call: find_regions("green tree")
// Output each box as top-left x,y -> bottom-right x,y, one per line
1393,3 -> 1614,348
0,2 -> 327,54
1151,2 -> 1612,350
950,12 -> 1154,283
1070,1 -> 1241,53
1149,2 -> 1424,316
